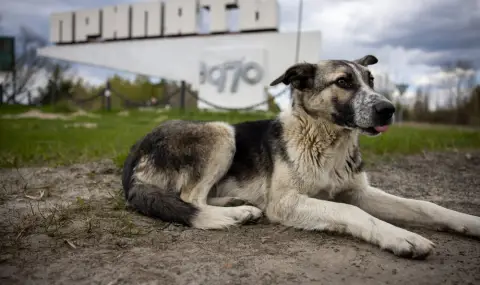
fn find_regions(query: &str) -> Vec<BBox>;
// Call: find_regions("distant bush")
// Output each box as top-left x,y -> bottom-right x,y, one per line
404,85 -> 480,127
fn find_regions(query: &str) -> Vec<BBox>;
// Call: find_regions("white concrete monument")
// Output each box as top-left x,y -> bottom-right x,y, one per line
39,0 -> 322,110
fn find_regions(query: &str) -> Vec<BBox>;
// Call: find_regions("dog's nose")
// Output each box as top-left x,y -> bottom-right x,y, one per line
373,101 -> 395,119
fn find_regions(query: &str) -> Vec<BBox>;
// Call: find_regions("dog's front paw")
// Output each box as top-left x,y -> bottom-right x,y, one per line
231,205 -> 263,224
448,215 -> 480,238
380,229 -> 435,259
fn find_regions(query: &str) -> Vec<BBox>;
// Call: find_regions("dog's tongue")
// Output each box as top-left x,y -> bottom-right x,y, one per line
374,125 -> 389,133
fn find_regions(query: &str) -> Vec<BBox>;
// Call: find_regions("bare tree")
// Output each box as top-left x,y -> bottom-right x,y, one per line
440,60 -> 477,109
1,22 -> 70,104
436,59 -> 477,124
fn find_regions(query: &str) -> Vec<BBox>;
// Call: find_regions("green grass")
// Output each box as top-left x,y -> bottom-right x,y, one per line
1,105 -> 479,168
0,105 -> 275,168
360,125 -> 480,161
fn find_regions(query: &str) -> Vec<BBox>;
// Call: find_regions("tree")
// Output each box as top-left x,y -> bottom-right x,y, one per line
35,63 -> 75,105
411,85 -> 431,122
437,60 -> 477,124
1,22 -> 71,103
467,86 -> 480,125
440,60 -> 476,109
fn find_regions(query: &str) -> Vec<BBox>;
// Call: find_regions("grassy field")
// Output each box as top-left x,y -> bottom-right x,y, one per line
1,105 -> 480,168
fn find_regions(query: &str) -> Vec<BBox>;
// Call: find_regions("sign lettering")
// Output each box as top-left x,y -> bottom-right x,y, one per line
200,59 -> 264,93
50,0 -> 279,44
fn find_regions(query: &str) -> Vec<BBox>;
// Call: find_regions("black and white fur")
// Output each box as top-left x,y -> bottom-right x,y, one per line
122,55 -> 480,259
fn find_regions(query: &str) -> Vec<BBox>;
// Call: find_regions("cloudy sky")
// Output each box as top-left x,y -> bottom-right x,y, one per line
1,0 -> 479,109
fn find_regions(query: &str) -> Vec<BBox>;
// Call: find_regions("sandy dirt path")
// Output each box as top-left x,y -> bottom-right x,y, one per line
1,151 -> 479,285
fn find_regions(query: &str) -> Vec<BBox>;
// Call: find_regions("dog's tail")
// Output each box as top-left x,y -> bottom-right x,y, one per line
121,145 -> 198,226
125,183 -> 199,226
121,144 -> 251,229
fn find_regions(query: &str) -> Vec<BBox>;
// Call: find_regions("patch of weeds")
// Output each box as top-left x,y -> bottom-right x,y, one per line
113,152 -> 128,169
108,213 -> 144,237
109,189 -> 127,211
75,196 -> 93,212
1,156 -> 20,169
86,171 -> 96,179
83,217 -> 101,236
0,183 -> 14,204
1,200 -> 74,250
35,202 -> 74,238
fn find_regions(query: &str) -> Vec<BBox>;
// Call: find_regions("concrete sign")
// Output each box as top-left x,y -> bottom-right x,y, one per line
39,1 -> 322,111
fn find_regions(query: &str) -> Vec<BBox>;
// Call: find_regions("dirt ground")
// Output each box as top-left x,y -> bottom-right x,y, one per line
1,151 -> 479,285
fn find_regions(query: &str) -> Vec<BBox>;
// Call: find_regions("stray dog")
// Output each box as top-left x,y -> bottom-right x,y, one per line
122,55 -> 480,259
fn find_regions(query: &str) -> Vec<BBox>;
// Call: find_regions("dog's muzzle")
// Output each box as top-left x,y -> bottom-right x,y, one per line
373,101 -> 395,126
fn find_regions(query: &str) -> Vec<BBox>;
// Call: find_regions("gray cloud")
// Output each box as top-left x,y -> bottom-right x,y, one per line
408,48 -> 480,69
355,0 -> 480,67
2,0 -> 478,93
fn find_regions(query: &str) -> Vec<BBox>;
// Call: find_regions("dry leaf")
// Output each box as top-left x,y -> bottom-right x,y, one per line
24,190 -> 45,201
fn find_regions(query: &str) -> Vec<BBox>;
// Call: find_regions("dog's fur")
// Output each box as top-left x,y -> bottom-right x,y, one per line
122,55 -> 480,259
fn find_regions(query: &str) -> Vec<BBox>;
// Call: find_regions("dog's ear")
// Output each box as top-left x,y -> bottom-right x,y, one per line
354,55 -> 378,67
270,63 -> 317,91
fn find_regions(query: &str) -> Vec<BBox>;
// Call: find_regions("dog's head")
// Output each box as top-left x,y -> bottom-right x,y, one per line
270,55 -> 395,136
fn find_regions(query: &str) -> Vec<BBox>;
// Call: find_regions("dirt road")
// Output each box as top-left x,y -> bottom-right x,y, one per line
1,151 -> 479,285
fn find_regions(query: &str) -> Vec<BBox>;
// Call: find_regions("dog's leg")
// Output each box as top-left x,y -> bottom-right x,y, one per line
187,182 -> 262,230
267,191 -> 435,259
341,173 -> 480,238
182,124 -> 262,229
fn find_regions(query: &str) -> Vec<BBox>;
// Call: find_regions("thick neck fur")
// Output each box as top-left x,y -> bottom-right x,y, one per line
278,103 -> 360,170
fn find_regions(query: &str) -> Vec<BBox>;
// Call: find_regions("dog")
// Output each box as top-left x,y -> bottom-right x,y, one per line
122,55 -> 480,259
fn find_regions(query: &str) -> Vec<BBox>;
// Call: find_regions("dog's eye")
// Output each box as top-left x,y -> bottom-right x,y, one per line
336,78 -> 353,89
